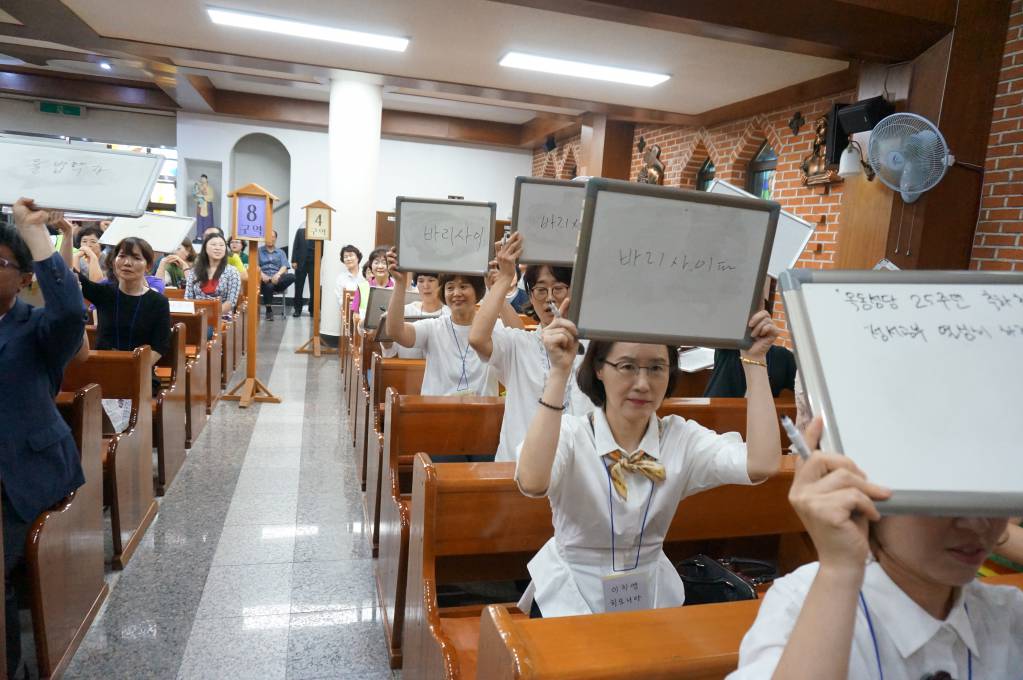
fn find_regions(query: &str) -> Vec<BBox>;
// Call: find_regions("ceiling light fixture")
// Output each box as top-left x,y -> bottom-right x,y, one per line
499,52 -> 669,87
206,7 -> 408,52
99,62 -> 111,70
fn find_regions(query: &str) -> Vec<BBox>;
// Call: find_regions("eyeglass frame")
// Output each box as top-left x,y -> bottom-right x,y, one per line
0,256 -> 27,272
529,283 -> 570,300
600,358 -> 671,380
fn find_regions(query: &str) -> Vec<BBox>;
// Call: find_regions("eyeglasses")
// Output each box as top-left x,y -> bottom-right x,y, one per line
0,256 -> 22,271
602,359 -> 670,379
531,284 -> 569,299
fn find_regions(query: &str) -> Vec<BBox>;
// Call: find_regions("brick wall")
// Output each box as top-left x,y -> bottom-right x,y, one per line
971,0 -> 1023,272
531,134 -> 582,179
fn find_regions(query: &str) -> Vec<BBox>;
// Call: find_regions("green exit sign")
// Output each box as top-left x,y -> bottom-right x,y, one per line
38,101 -> 85,117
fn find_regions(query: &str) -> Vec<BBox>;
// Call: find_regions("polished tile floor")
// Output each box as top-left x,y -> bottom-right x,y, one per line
65,316 -> 396,679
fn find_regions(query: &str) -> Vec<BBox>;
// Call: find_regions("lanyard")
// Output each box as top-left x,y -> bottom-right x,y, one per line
860,591 -> 972,680
448,318 -> 472,392
115,287 -> 144,350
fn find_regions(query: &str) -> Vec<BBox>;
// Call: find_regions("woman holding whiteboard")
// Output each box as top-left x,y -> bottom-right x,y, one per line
515,303 -> 782,618
728,419 -> 1022,679
382,248 -> 498,397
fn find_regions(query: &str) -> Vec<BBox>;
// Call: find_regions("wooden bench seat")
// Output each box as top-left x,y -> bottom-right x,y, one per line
27,385 -> 109,680
61,347 -> 158,570
172,311 -> 209,448
191,299 -> 224,414
360,354 -> 424,492
152,323 -> 187,495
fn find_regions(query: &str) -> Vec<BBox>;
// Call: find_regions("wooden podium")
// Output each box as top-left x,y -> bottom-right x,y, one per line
297,200 -> 338,357
223,183 -> 282,407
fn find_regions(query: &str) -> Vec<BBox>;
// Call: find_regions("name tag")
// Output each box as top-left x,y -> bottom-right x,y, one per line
602,570 -> 651,613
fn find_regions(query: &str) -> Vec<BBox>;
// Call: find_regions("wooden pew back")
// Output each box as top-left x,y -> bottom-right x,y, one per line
164,287 -> 185,300
361,355 -> 425,492
61,348 -> 149,404
171,311 -> 208,447
153,323 -> 187,494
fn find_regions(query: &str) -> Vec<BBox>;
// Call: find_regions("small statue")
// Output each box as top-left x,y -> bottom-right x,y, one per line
193,174 -> 217,232
637,144 -> 665,185
801,116 -> 840,186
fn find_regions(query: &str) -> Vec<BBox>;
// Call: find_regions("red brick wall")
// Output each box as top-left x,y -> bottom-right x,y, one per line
971,0 -> 1023,272
531,134 -> 582,179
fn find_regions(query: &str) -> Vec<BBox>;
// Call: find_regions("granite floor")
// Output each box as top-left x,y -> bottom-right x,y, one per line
63,314 -> 396,679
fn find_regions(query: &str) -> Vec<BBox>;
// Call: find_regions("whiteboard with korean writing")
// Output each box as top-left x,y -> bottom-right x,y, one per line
511,177 -> 586,265
102,212 -> 195,253
568,179 -> 778,348
394,197 -> 496,275
0,137 -> 162,217
781,269 -> 1023,515
708,179 -> 814,277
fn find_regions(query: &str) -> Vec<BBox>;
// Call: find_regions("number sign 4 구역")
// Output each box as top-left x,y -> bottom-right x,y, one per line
236,195 -> 267,241
306,207 -> 331,241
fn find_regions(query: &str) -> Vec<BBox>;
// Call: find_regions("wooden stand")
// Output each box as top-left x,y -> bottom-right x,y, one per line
296,240 -> 337,357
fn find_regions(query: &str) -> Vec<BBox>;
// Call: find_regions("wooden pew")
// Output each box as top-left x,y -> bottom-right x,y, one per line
171,311 -> 209,448
358,354 -> 425,490
164,287 -> 184,300
191,299 -> 224,414
339,290 -> 355,377
61,347 -> 158,569
402,454 -> 808,680
345,315 -> 364,427
27,385 -> 108,680
153,323 -> 187,495
376,396 -> 505,667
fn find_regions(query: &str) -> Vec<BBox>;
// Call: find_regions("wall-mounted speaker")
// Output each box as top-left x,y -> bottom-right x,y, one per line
544,136 -> 556,153
836,96 -> 895,135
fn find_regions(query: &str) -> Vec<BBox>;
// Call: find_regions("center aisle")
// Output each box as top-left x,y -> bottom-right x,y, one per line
65,317 -> 395,680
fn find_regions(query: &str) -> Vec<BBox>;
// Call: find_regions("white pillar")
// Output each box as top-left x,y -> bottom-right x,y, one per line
321,77 -> 383,337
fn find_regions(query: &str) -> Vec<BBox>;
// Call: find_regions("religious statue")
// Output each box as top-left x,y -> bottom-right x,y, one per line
801,116 -> 840,186
193,174 -> 216,232
637,144 -> 665,185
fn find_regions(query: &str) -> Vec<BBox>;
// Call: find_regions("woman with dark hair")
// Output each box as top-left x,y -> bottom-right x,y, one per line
155,238 -> 196,288
334,244 -> 364,304
514,304 -> 782,618
185,232 -> 241,315
73,225 -> 106,282
78,236 -> 170,394
352,247 -> 393,318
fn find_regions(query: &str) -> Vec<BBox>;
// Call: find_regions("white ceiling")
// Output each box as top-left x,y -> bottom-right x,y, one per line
62,0 -> 847,116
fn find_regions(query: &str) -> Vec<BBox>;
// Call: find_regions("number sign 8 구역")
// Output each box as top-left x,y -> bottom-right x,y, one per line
236,196 -> 267,241
306,207 -> 331,240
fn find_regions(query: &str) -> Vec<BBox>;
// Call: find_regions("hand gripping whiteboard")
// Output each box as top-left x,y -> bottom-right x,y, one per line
102,212 -> 196,254
781,269 -> 1023,515
362,287 -> 421,330
708,179 -> 814,277
568,179 -> 778,348
394,197 -> 496,276
510,177 -> 586,265
0,137 -> 162,217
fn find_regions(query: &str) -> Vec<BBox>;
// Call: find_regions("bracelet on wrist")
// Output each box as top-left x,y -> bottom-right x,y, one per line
740,357 -> 767,368
537,397 -> 565,412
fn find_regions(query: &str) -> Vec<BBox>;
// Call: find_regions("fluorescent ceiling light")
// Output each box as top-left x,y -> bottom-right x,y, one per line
207,7 -> 408,52
99,62 -> 111,70
499,52 -> 669,87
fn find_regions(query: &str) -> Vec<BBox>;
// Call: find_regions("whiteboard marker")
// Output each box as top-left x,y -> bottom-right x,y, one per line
548,301 -> 561,319
780,416 -> 811,460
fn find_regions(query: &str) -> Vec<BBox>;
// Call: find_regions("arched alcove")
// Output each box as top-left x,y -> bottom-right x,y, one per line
231,133 -> 292,249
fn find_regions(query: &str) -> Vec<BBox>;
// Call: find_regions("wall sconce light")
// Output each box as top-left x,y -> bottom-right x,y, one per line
838,138 -> 875,180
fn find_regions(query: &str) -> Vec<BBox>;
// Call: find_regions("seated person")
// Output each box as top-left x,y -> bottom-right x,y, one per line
78,236 -> 170,395
155,238 -> 196,288
185,232 -> 241,317
729,418 -> 1022,678
73,225 -> 106,281
203,226 -> 247,282
229,237 -> 248,266
383,248 -> 498,397
470,232 -> 594,462
352,247 -> 394,318
257,229 -> 295,319
705,277 -> 795,398
380,271 -> 447,360
516,307 -> 782,618
0,199 -> 87,678
334,244 -> 364,306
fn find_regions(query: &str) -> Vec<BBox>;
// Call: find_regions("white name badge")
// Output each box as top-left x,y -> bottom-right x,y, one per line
602,570 -> 651,613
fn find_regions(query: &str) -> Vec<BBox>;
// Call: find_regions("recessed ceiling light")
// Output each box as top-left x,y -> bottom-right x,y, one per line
99,62 -> 111,70
499,52 -> 669,87
206,7 -> 408,52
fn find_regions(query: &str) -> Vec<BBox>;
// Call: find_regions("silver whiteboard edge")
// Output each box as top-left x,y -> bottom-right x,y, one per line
784,269 -> 1023,285
518,255 -> 577,266
877,491 -> 1023,517
576,326 -> 753,349
780,281 -> 844,456
510,176 -> 586,264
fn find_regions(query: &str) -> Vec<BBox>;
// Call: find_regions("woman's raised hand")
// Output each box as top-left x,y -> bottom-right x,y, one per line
740,309 -> 780,362
540,298 -> 578,373
385,247 -> 406,286
493,232 -> 521,290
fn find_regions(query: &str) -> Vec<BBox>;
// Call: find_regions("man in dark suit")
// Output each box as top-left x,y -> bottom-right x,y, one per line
0,198 -> 86,679
291,223 -> 319,317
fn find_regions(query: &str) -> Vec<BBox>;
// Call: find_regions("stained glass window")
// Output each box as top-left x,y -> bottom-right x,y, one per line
696,159 -> 715,191
746,142 -> 777,200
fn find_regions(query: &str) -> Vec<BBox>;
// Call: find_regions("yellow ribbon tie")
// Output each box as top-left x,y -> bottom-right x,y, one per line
606,450 -> 666,501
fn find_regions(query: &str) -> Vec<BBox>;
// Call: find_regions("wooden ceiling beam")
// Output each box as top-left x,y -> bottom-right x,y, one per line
519,115 -> 582,148
488,0 -> 954,63
0,67 -> 177,110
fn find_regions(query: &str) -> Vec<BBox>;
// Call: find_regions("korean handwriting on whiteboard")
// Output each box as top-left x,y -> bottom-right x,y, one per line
29,158 -> 107,177
539,214 -> 581,231
981,290 -> 1023,312
618,248 -> 737,273
423,223 -> 484,251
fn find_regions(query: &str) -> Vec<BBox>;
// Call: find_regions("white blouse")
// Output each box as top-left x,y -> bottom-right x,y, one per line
728,561 -> 1023,679
410,316 -> 498,397
515,408 -> 752,617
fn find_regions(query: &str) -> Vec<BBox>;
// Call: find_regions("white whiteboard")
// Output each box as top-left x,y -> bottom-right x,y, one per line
510,177 -> 586,265
102,212 -> 196,254
0,137 -> 162,217
708,179 -> 814,277
782,270 -> 1023,515
395,197 -> 496,275
569,179 -> 778,347
363,287 -> 421,330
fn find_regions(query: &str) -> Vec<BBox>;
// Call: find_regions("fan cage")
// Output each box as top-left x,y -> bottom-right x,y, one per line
867,113 -> 951,194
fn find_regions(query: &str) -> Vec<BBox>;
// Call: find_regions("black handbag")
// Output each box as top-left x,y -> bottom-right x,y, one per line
676,554 -> 778,605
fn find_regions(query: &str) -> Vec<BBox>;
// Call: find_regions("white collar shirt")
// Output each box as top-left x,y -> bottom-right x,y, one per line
487,324 -> 594,462
411,316 -> 498,397
334,270 -> 364,302
514,408 -> 751,617
728,561 -> 1023,679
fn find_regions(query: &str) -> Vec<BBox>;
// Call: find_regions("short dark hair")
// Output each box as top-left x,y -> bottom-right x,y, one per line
74,225 -> 104,248
523,264 -> 572,295
366,247 -> 388,265
0,223 -> 33,273
438,274 -> 486,305
200,174 -> 209,179
340,244 -> 363,263
105,237 -> 156,281
415,272 -> 438,281
576,340 -> 680,407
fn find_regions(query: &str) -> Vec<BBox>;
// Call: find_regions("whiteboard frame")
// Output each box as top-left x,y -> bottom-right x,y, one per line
568,178 -> 778,348
394,197 -> 497,276
780,268 -> 1023,516
510,176 -> 586,266
0,136 -> 162,217
362,286 -> 421,330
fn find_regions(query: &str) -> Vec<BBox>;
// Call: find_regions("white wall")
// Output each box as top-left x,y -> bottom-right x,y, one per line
0,96 -> 176,147
231,133 -> 292,246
